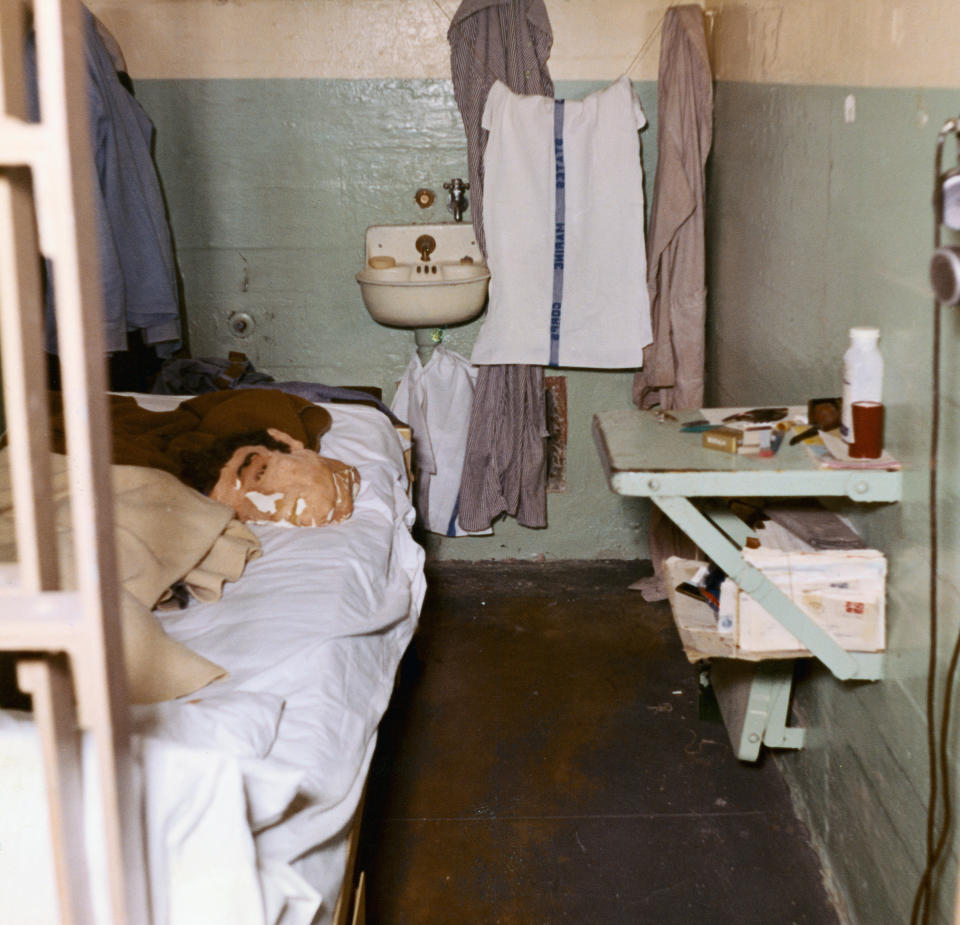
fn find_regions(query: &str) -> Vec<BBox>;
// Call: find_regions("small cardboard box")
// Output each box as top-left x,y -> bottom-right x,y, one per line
702,426 -> 742,454
726,547 -> 886,653
663,549 -> 886,661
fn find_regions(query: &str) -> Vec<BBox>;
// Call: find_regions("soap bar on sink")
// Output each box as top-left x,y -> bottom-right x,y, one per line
368,256 -> 396,269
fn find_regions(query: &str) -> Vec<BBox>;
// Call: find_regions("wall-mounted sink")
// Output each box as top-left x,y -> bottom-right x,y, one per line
356,223 -> 490,328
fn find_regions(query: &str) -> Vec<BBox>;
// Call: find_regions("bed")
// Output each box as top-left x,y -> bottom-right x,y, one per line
0,393 -> 425,924
0,3 -> 423,920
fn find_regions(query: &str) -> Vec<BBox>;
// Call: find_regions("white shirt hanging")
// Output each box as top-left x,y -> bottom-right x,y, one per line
391,347 -> 491,537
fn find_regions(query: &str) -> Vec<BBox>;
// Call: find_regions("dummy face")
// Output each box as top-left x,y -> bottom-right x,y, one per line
210,428 -> 360,527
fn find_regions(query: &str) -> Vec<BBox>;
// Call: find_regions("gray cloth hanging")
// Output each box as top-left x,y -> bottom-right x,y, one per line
632,5 -> 713,411
448,0 -> 553,256
457,364 -> 547,531
448,0 -> 552,531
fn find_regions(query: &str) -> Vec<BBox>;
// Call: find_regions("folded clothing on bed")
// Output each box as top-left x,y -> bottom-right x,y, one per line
150,352 -> 403,423
47,388 -> 334,480
47,389 -> 364,529
0,449 -> 261,703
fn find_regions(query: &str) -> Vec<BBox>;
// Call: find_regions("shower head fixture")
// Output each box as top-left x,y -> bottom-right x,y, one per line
931,246 -> 960,306
931,115 -> 960,305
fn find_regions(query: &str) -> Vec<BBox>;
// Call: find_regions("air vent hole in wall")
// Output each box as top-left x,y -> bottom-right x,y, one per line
229,312 -> 254,338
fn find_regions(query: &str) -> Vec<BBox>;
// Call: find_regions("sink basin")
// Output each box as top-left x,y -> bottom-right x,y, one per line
356,223 -> 490,328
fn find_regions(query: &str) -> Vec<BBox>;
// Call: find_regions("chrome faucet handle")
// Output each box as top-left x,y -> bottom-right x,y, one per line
443,179 -> 470,222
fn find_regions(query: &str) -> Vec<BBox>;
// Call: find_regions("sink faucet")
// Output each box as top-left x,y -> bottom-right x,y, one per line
443,178 -> 470,222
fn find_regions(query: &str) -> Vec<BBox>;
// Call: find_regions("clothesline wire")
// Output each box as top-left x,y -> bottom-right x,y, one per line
621,9 -> 667,78
428,0 -> 667,85
429,0 -> 454,21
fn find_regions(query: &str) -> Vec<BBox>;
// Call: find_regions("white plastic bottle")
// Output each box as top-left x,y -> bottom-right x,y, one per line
841,326 -> 883,442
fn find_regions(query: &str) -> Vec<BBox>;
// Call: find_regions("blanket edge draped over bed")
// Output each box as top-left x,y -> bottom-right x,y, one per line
0,449 -> 261,703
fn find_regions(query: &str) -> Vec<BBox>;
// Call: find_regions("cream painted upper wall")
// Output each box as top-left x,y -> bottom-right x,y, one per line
711,0 -> 960,87
87,0 -> 960,88
84,0 -> 669,81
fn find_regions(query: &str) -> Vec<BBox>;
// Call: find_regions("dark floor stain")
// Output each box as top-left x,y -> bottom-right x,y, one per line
358,560 -> 839,925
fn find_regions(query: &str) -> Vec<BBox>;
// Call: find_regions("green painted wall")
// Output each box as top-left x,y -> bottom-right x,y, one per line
708,81 -> 960,922
135,77 -> 658,562
111,71 -> 960,919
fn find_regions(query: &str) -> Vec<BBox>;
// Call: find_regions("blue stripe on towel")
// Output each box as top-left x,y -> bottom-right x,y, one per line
550,99 -> 565,369
446,492 -> 462,537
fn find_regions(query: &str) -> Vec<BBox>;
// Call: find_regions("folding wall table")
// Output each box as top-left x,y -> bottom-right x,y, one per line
592,407 -> 903,761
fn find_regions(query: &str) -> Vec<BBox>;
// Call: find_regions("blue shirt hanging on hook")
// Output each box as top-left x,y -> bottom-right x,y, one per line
24,5 -> 181,357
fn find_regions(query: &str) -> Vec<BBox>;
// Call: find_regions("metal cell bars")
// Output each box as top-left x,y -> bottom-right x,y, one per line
0,1 -> 148,922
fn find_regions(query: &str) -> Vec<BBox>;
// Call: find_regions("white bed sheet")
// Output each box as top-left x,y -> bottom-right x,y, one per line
0,399 -> 425,925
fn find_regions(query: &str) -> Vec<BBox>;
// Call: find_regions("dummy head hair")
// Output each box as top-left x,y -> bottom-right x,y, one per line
179,429 -> 292,496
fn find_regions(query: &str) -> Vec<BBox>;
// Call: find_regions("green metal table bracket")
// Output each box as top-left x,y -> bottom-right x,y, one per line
700,501 -> 758,547
710,659 -> 805,762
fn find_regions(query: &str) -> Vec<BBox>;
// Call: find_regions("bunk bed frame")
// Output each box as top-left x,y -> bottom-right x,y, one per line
0,0 -> 149,920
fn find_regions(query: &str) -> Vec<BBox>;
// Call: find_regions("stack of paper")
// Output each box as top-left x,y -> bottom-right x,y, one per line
720,547 -> 886,653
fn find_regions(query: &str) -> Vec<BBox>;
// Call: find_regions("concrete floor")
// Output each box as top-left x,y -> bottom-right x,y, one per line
358,560 -> 840,925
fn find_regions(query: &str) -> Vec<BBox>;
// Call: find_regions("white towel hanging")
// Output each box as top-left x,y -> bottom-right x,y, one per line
471,76 -> 653,369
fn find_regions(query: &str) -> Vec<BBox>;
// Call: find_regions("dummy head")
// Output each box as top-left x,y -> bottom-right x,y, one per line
181,428 -> 360,527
